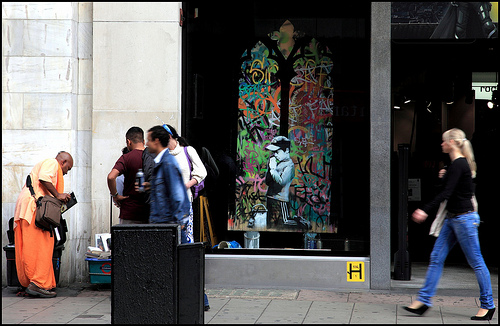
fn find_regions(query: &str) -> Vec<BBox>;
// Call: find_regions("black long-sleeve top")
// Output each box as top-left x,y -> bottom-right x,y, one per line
421,157 -> 475,215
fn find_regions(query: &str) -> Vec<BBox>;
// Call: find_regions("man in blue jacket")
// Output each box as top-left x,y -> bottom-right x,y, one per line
144,124 -> 211,310
144,125 -> 191,241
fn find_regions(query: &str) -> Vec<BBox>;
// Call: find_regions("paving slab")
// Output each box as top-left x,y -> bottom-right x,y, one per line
302,301 -> 354,324
18,296 -> 108,324
2,306 -> 38,324
21,309 -> 83,324
2,296 -> 66,324
208,298 -> 271,324
70,314 -> 112,324
348,292 -> 412,305
350,302 -> 397,324
431,295 -> 479,307
256,300 -> 312,324
207,288 -> 298,300
76,289 -> 111,297
2,296 -> 24,309
440,306 -> 492,324
204,297 -> 230,323
297,289 -> 350,302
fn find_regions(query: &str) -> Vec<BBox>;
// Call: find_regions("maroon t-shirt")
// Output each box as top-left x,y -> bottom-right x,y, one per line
113,149 -> 149,221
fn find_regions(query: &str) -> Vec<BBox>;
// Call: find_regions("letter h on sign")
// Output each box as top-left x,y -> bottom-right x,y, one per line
346,262 -> 365,282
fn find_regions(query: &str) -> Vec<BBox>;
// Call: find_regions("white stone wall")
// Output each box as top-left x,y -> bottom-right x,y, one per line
2,2 -> 182,286
92,2 -> 182,232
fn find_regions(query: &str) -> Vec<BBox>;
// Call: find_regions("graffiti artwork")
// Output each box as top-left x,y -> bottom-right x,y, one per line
232,20 -> 335,233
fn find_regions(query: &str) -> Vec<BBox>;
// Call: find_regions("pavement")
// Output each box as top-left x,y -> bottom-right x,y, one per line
2,262 -> 498,324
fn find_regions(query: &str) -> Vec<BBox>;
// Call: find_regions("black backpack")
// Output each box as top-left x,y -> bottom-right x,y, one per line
199,147 -> 219,196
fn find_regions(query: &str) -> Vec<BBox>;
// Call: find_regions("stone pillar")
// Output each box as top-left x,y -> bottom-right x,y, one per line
2,2 -> 93,285
370,2 -> 392,290
92,2 -> 183,234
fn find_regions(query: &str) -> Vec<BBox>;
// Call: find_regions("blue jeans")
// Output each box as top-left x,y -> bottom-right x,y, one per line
180,222 -> 191,245
417,212 -> 495,309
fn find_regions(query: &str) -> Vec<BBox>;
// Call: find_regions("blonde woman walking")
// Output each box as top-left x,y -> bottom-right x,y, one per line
404,128 -> 495,320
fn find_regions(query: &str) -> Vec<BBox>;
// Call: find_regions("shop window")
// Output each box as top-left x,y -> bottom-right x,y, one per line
182,2 -> 370,253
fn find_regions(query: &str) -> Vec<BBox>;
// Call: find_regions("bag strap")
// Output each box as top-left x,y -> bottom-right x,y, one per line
183,147 -> 197,199
183,147 -> 193,178
26,175 -> 37,199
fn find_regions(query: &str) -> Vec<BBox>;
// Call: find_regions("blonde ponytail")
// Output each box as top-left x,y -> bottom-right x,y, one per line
443,128 -> 477,178
461,139 -> 477,178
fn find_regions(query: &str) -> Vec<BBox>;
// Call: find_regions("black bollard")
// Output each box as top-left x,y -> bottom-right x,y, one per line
112,224 -> 179,324
178,242 -> 205,324
111,224 -> 205,324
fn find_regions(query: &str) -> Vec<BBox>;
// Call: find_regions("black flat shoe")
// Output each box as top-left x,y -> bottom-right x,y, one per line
403,304 -> 430,316
471,308 -> 495,321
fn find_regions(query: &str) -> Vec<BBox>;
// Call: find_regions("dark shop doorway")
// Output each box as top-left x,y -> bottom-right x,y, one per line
391,37 -> 499,266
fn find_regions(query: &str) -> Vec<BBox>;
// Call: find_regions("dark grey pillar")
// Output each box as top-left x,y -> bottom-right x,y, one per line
370,2 -> 392,290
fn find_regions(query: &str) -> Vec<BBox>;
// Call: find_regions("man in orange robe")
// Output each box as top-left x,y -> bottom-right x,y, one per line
14,151 -> 73,298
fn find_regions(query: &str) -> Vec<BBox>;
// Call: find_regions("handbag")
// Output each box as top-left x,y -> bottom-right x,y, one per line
26,175 -> 62,236
429,195 -> 478,237
183,147 -> 205,199
429,200 -> 447,237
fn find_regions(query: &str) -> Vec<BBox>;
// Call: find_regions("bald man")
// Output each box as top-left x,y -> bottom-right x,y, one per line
13,151 -> 74,298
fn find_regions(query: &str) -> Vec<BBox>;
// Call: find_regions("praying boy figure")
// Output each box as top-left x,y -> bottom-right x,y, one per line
265,136 -> 296,227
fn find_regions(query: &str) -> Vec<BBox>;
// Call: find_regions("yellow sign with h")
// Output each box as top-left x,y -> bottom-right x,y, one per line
347,262 -> 365,282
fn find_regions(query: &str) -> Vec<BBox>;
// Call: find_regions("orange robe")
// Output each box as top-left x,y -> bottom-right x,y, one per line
14,158 -> 64,289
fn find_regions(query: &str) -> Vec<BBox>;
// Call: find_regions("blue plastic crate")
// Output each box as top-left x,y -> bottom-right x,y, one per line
85,258 -> 111,284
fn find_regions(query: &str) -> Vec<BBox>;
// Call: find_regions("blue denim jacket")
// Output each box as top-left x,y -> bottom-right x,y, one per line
149,150 -> 190,225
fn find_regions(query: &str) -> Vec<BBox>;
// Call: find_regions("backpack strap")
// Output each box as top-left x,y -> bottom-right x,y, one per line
140,149 -> 154,204
141,149 -> 154,182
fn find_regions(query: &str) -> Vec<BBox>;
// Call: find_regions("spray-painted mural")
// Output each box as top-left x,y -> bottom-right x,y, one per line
232,20 -> 335,233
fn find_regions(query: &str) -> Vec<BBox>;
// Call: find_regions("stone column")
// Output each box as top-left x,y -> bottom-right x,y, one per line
370,2 -> 392,290
92,2 -> 183,234
2,2 -> 93,285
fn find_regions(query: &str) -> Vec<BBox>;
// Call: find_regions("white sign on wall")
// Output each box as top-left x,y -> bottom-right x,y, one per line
408,178 -> 421,201
472,82 -> 497,100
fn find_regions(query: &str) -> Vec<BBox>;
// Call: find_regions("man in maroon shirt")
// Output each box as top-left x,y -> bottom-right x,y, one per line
107,127 -> 152,224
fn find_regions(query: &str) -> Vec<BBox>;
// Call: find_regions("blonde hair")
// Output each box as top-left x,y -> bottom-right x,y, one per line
443,128 -> 477,178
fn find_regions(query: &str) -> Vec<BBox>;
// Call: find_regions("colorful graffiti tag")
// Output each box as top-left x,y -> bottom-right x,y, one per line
233,21 -> 335,233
